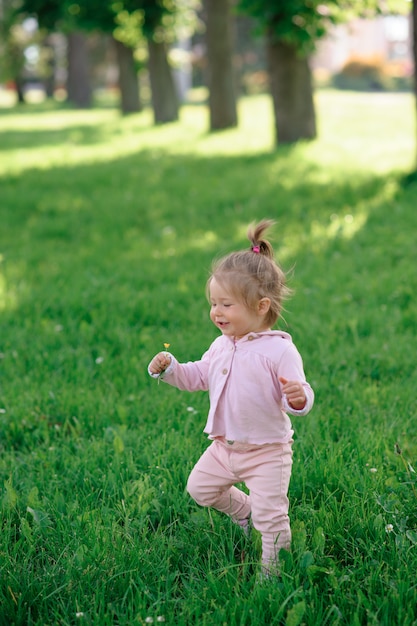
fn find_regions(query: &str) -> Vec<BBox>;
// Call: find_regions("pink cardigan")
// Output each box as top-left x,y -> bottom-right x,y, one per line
151,331 -> 314,444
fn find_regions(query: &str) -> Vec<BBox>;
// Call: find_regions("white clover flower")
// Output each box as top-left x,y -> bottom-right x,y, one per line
0,408 -> 6,414
369,467 -> 378,473
76,613 -> 84,618
157,618 -> 166,623
385,524 -> 394,533
145,618 -> 154,624
95,356 -> 104,364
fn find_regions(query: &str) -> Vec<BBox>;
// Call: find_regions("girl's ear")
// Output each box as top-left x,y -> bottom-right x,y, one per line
258,297 -> 271,316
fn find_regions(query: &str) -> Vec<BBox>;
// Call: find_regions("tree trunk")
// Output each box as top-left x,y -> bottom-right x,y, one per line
147,39 -> 178,124
8,40 -> 26,104
43,38 -> 55,99
67,31 -> 92,108
203,0 -> 237,130
15,78 -> 25,103
266,35 -> 316,145
114,38 -> 142,115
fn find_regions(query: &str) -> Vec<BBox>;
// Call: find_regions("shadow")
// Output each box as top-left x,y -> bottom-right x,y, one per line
0,145 -> 404,322
402,168 -> 417,187
0,99 -> 72,116
0,124 -> 117,151
0,97 -> 121,117
0,144 -> 380,243
1,140 -> 415,357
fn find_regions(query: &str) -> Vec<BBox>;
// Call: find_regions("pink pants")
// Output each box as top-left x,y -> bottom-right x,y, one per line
187,438 -> 293,570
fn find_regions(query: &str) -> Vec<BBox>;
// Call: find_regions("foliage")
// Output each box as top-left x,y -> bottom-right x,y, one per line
237,0 -> 412,53
113,8 -> 146,48
0,91 -> 416,624
16,0 -> 199,43
18,0 -> 116,33
0,0 -> 28,83
120,0 -> 200,44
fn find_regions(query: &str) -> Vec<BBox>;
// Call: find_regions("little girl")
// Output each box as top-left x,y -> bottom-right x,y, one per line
148,219 -> 314,576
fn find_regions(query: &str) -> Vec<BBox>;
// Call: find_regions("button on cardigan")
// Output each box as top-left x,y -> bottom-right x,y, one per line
152,331 -> 314,445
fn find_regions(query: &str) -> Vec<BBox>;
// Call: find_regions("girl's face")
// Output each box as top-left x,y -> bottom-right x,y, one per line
209,278 -> 271,339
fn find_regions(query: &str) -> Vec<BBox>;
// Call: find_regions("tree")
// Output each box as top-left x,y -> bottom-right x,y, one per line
15,0 -> 143,111
238,0 -> 410,145
74,1 -> 190,116
266,36 -> 316,144
112,8 -> 144,114
0,0 -> 34,103
114,0 -> 198,123
138,0 -> 180,124
203,0 -> 237,130
113,37 -> 142,114
66,30 -> 92,108
148,37 -> 178,123
16,0 -> 94,107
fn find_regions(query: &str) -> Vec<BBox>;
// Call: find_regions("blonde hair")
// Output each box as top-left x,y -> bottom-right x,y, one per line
208,219 -> 292,326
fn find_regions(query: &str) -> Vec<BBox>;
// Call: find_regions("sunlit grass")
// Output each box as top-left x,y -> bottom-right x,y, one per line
0,91 -> 416,625
1,91 -> 414,175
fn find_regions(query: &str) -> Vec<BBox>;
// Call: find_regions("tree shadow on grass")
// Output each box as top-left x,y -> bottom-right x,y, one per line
1,147 -> 416,407
0,97 -> 121,117
0,124 -> 117,151
0,145 -> 407,287
0,104 -> 151,151
1,144 -> 414,373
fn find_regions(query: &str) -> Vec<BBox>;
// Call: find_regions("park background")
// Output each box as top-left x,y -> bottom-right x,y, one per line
1,1 -> 417,625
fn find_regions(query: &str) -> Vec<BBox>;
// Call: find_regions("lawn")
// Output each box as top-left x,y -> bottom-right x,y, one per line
0,90 -> 417,625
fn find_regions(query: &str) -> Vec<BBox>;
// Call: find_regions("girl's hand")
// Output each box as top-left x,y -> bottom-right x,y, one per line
279,377 -> 306,410
149,352 -> 172,375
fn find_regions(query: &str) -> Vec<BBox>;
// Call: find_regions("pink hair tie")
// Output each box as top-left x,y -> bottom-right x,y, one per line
252,245 -> 260,254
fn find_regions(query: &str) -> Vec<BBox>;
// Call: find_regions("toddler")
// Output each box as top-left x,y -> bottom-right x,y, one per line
148,219 -> 314,576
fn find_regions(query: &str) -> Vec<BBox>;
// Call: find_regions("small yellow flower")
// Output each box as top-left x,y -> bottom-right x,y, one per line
163,343 -> 170,350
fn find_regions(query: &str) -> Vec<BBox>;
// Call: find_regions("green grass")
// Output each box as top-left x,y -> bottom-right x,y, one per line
0,90 -> 417,625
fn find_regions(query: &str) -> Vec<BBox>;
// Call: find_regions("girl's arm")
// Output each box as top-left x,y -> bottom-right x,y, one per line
148,351 -> 210,392
279,377 -> 309,410
278,344 -> 314,415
